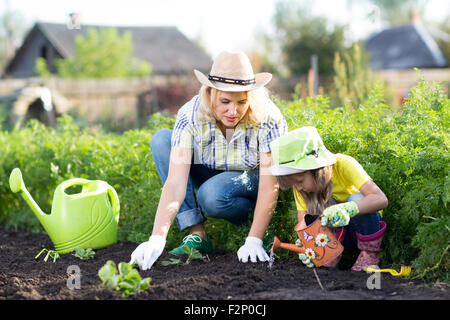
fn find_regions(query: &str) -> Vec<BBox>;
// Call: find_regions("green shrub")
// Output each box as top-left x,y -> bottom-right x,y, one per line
0,73 -> 448,282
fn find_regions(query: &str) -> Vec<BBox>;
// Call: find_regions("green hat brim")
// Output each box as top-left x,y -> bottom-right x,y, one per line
270,148 -> 336,176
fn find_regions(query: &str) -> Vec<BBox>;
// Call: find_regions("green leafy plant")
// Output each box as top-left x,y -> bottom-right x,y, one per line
36,27 -> 151,78
35,248 -> 60,263
73,247 -> 95,260
161,247 -> 207,266
1,73 -> 448,282
98,260 -> 152,298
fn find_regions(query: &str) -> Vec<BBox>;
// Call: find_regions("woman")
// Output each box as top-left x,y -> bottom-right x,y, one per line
269,126 -> 388,271
130,51 -> 288,270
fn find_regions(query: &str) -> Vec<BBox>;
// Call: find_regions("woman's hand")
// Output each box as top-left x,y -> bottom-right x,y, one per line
237,237 -> 269,263
130,235 -> 166,270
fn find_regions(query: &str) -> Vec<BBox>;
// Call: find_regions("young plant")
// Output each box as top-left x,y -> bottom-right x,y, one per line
73,248 -> 95,260
98,260 -> 152,298
161,247 -> 207,266
35,248 -> 60,263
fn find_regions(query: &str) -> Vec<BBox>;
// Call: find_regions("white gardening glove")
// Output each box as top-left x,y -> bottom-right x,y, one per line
130,235 -> 166,271
237,236 -> 270,263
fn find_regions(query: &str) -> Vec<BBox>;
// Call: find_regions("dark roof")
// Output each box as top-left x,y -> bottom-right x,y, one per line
8,22 -> 212,75
365,23 -> 447,70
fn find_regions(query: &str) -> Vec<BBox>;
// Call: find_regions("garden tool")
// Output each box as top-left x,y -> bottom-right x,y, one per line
9,168 -> 120,254
271,215 -> 344,267
364,265 -> 412,277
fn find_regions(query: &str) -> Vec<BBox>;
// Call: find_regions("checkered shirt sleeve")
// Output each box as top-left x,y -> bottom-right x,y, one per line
171,97 -> 197,148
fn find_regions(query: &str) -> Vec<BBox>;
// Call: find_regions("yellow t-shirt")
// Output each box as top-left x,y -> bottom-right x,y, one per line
293,154 -> 372,212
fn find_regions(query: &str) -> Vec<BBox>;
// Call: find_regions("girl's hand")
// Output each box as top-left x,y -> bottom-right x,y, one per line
299,253 -> 314,268
320,201 -> 359,227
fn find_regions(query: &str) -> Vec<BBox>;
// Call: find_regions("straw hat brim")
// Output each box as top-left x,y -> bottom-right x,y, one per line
194,69 -> 272,92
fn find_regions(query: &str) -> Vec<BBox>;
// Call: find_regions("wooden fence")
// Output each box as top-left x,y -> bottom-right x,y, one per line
0,75 -> 299,130
1,68 -> 447,130
374,68 -> 450,106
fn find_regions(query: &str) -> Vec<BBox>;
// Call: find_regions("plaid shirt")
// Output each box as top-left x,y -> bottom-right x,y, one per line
171,95 -> 288,171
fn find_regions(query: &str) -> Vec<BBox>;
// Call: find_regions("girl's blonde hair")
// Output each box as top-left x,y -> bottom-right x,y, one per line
277,165 -> 333,216
196,85 -> 270,126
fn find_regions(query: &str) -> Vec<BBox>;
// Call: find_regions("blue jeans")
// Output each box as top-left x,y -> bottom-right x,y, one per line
332,193 -> 382,250
150,129 -> 259,231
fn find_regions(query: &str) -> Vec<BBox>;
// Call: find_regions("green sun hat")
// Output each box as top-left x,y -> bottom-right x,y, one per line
269,126 -> 336,176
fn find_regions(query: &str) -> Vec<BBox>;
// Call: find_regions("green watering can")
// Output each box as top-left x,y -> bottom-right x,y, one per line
9,168 -> 120,254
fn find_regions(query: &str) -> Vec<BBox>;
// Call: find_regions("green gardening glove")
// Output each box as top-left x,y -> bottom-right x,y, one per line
321,201 -> 359,227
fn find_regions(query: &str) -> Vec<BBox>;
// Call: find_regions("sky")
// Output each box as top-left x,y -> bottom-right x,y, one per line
1,0 -> 449,58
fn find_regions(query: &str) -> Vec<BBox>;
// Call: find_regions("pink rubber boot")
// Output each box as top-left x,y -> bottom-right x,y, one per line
323,227 -> 347,268
351,221 -> 386,272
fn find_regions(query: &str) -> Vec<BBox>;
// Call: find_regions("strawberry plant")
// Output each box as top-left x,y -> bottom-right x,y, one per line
98,260 -> 152,298
161,247 -> 207,266
73,248 -> 95,260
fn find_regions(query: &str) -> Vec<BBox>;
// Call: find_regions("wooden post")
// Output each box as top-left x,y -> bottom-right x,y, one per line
310,54 -> 318,96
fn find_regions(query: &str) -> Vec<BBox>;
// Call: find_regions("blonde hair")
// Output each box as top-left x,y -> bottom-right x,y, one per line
196,85 -> 270,126
277,165 -> 333,216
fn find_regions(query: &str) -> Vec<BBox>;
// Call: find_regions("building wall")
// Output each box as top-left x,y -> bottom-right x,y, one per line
0,76 -> 201,129
374,68 -> 450,106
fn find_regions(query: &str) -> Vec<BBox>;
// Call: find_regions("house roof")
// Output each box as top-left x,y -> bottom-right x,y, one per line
7,22 -> 212,75
365,22 -> 448,70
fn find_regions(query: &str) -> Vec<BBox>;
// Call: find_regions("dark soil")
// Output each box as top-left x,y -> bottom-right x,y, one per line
0,227 -> 448,301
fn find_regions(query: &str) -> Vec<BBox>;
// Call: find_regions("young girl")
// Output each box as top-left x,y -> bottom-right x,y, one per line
269,126 -> 388,271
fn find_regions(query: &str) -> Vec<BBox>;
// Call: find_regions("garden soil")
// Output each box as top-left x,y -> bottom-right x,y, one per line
0,227 -> 448,301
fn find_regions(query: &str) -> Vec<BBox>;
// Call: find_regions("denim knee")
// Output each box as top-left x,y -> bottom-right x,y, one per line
346,193 -> 381,236
197,186 -> 214,214
150,128 -> 172,151
197,183 -> 226,218
196,179 -> 252,224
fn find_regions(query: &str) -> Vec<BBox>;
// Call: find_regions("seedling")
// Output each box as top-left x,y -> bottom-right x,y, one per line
161,247 -> 207,266
98,260 -> 152,298
35,248 -> 60,263
73,248 -> 95,260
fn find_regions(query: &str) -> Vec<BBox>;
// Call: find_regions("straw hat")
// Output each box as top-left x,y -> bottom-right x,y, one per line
194,51 -> 272,92
269,127 -> 337,176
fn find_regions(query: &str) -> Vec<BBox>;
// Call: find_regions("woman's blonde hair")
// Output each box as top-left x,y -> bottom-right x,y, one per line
277,165 -> 333,216
196,85 -> 270,126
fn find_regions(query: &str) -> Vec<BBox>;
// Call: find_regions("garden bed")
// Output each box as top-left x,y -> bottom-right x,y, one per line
0,227 -> 448,301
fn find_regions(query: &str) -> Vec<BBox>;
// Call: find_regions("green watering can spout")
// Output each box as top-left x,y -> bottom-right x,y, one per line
9,168 -> 49,220
9,167 -> 120,254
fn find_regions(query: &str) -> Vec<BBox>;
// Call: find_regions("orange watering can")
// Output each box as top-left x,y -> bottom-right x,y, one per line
272,215 -> 343,267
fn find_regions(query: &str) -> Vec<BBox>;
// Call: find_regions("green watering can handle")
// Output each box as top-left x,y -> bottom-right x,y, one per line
106,185 -> 120,223
61,178 -> 91,193
62,179 -> 120,223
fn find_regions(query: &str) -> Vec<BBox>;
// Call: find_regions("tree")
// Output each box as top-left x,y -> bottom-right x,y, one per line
365,0 -> 429,25
0,8 -> 29,75
333,42 -> 381,109
432,19 -> 450,68
36,27 -> 151,78
268,0 -> 347,76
